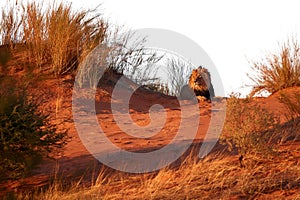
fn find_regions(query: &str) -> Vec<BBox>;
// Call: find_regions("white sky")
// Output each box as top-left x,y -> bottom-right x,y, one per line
3,0 -> 300,96
81,0 -> 300,96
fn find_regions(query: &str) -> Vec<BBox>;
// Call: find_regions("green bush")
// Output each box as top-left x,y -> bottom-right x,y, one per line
249,37 -> 300,96
0,79 -> 63,180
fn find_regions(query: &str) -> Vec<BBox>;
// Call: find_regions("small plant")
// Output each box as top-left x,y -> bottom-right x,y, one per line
249,37 -> 300,96
221,94 -> 279,162
0,79 -> 64,180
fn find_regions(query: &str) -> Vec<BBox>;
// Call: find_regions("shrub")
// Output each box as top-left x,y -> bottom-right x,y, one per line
76,31 -> 162,89
249,37 -> 300,96
221,94 -> 279,161
0,79 -> 63,180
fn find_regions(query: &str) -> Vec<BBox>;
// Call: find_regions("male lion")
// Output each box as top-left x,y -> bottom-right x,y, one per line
188,66 -> 215,101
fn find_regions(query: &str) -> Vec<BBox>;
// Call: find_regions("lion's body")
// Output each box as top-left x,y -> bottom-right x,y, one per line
188,66 -> 215,101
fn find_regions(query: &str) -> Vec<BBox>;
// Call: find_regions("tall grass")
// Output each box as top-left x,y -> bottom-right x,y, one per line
46,3 -> 107,75
1,1 -> 108,75
22,2 -> 47,68
1,1 -> 160,81
0,2 -> 23,49
249,37 -> 300,96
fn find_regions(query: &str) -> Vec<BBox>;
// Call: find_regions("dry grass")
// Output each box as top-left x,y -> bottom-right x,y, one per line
46,3 -> 107,75
1,1 -> 160,87
1,1 -> 108,75
22,2 -> 47,69
0,2 -> 23,49
10,147 -> 300,199
166,57 -> 194,96
249,37 -> 300,96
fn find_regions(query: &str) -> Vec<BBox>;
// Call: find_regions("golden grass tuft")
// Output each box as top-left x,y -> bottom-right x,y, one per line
249,37 -> 300,96
12,147 -> 300,199
1,1 -> 108,75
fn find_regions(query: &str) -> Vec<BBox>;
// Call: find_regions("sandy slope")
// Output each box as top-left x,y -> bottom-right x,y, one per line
1,76 -> 300,196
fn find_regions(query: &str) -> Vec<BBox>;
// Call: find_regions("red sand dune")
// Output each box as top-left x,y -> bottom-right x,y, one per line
1,76 -> 300,196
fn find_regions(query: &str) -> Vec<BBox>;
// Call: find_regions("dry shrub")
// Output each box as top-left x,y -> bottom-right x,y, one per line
221,94 -> 279,159
76,30 -> 162,89
249,37 -> 300,96
166,57 -> 194,96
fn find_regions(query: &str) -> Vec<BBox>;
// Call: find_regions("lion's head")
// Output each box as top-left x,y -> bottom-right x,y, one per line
188,66 -> 215,101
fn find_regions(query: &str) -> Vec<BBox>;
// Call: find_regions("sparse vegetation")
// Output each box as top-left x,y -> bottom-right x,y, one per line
142,81 -> 170,94
1,1 -> 160,80
221,94 -> 279,164
0,79 -> 63,180
76,31 -> 161,89
249,37 -> 300,96
8,150 -> 300,199
1,1 -> 300,199
0,3 -> 22,49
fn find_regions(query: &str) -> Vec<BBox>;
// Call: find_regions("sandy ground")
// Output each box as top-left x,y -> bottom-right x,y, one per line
1,76 -> 299,195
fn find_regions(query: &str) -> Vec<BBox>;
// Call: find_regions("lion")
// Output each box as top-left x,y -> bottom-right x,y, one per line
188,66 -> 215,101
